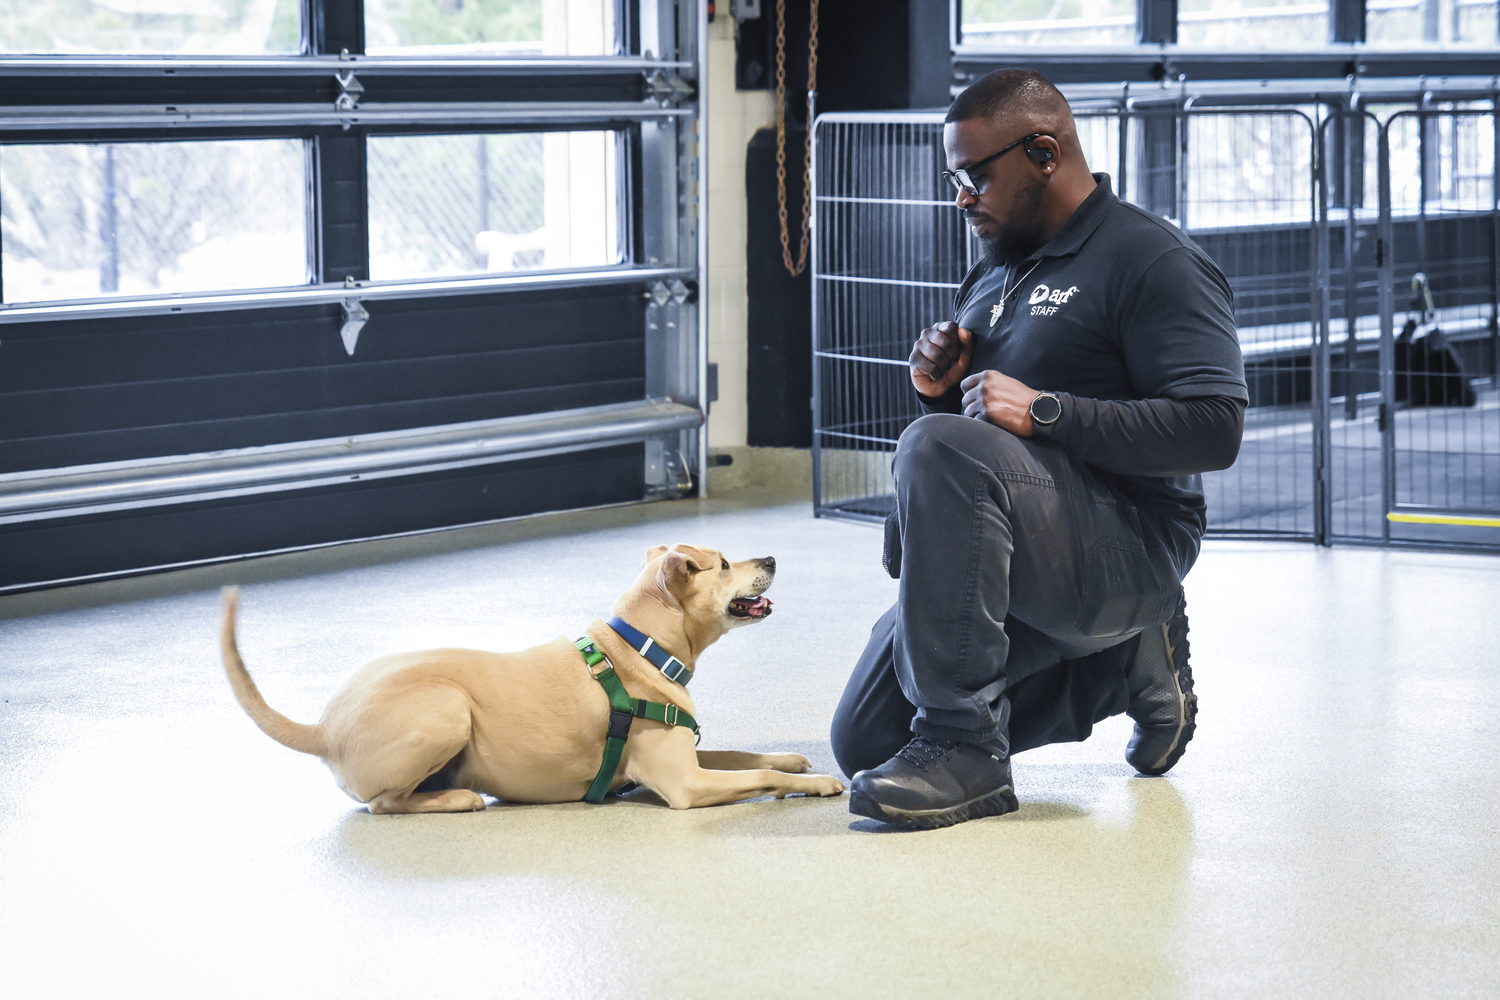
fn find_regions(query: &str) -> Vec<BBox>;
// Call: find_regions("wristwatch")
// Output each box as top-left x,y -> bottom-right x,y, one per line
1028,392 -> 1063,427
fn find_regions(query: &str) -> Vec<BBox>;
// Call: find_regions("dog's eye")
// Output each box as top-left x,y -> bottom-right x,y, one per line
721,559 -> 729,571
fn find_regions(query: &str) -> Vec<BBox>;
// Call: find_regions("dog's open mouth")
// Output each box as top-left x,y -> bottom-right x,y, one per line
727,595 -> 773,619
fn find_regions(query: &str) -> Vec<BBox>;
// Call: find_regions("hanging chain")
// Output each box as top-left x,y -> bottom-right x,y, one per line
775,0 -> 818,278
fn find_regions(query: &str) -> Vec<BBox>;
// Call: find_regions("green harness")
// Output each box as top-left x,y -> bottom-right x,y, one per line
574,635 -> 700,803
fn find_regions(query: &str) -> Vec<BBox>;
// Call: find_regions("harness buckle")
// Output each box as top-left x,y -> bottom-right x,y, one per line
664,704 -> 679,726
607,709 -> 634,742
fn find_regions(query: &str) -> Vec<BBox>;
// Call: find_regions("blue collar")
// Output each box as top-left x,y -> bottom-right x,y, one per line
605,616 -> 693,687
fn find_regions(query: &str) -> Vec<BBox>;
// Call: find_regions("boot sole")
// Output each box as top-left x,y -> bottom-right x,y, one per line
849,784 -> 1019,829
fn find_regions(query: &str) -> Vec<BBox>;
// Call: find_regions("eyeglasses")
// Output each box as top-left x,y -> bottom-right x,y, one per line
940,133 -> 1051,197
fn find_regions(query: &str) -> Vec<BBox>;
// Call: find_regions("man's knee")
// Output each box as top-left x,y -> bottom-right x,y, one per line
895,413 -> 1027,479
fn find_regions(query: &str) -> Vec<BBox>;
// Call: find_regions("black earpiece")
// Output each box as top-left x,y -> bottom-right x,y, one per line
1025,139 -> 1054,163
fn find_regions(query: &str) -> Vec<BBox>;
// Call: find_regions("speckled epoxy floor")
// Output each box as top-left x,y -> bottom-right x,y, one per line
2,486 -> 1498,999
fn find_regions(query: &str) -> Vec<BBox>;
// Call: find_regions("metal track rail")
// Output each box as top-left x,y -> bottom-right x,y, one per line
0,101 -> 692,132
0,399 -> 703,525
0,266 -> 693,325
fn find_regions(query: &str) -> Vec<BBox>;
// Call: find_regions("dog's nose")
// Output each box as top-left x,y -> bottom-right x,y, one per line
762,556 -> 776,571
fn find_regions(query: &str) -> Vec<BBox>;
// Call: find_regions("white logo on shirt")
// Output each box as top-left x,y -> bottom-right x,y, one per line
1028,283 -> 1080,316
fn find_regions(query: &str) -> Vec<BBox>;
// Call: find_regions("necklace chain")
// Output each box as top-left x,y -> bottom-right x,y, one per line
1001,259 -> 1043,305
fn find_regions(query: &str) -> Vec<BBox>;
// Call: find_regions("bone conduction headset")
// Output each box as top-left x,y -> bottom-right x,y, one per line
942,133 -> 1056,197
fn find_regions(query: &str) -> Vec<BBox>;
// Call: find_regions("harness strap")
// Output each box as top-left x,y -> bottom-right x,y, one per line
606,615 -> 694,686
575,637 -> 700,804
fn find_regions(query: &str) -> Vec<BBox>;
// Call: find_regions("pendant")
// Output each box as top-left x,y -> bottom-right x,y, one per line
990,301 -> 1004,327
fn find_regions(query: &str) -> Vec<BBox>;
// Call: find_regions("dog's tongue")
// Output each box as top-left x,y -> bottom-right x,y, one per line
730,596 -> 773,618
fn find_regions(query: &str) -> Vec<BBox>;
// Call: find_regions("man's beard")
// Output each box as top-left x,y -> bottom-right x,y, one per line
972,177 -> 1047,268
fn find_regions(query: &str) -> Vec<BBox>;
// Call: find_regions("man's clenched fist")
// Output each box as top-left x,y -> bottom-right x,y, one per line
961,370 -> 1040,436
910,321 -> 973,398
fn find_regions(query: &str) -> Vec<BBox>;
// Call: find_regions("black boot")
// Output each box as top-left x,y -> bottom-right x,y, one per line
1124,591 -> 1196,776
849,735 -> 1018,829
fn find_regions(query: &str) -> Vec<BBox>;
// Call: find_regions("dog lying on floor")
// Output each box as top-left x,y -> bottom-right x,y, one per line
218,544 -> 846,813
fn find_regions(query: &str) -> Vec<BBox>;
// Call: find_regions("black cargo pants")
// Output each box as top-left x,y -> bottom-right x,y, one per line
830,413 -> 1200,777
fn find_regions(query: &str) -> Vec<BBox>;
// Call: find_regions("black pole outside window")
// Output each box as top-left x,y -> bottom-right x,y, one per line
1330,0 -> 1367,43
314,0 -> 365,56
1137,0 -> 1178,45
310,0 -> 369,284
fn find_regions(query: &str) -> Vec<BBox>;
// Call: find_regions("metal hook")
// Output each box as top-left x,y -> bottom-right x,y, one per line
340,298 -> 369,356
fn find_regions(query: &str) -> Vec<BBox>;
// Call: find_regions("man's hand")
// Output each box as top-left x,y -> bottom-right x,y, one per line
961,370 -> 1039,436
910,322 -> 973,398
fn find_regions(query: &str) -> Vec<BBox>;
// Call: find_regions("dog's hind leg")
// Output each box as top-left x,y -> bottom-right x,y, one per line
368,788 -> 486,814
329,682 -> 486,814
369,749 -> 486,814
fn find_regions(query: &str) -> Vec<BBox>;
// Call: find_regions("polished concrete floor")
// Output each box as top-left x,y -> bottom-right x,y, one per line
3,484 -> 1498,999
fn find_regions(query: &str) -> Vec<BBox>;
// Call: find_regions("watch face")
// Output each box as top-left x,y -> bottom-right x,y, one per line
1031,394 -> 1061,424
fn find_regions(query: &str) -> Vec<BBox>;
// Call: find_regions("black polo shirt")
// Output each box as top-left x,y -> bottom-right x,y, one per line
938,174 -> 1247,518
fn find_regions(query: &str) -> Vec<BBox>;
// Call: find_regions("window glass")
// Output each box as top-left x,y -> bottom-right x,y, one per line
1,140 -> 307,303
367,131 -> 621,281
364,0 -> 615,56
1176,0 -> 1329,47
1368,0 -> 1499,45
0,0 -> 301,55
959,0 -> 1137,46
1182,111 -> 1317,227
1384,104 -> 1496,215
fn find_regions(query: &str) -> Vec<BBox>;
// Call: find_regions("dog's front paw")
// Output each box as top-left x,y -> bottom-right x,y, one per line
767,753 -> 812,773
805,774 -> 845,797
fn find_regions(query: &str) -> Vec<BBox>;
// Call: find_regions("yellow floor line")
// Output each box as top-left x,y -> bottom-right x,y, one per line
1387,512 -> 1500,528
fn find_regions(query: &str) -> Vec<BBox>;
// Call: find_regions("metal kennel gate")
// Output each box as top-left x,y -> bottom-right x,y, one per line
1377,107 -> 1500,544
810,95 -> 1500,552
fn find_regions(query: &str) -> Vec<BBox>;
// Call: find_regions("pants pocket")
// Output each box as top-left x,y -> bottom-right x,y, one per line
1073,539 -> 1182,639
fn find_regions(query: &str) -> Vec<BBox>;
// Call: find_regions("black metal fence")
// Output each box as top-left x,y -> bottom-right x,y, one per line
811,94 -> 1500,551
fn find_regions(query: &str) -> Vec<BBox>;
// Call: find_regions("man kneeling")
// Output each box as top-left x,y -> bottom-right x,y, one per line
831,69 -> 1247,829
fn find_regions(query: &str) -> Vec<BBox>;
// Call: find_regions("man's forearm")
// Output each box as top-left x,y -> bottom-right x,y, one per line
916,382 -> 1246,476
1036,394 -> 1245,477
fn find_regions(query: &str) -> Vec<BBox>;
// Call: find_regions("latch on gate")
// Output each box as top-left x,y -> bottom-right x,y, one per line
335,70 -> 364,112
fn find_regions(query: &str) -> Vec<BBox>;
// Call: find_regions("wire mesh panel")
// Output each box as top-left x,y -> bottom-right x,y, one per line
812,108 -> 1322,539
1381,107 -> 1500,546
1318,110 -> 1388,542
812,116 -> 967,520
1177,109 -> 1320,538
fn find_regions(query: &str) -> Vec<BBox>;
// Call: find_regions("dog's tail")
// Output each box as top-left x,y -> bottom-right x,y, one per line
219,587 -> 327,757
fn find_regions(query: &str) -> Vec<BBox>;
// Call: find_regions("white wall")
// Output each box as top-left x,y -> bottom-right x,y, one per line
703,14 -> 775,450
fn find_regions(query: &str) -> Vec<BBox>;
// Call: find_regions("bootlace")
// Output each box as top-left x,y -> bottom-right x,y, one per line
894,736 -> 961,772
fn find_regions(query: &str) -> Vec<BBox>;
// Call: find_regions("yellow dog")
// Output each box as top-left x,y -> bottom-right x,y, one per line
219,544 -> 846,812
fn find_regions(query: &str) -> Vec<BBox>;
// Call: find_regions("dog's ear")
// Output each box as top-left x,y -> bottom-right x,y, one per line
672,544 -> 718,570
643,545 -> 669,566
657,547 -> 715,597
